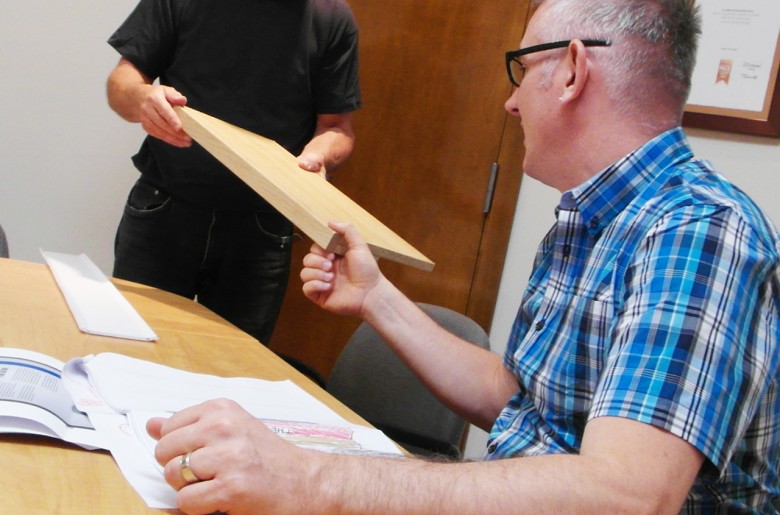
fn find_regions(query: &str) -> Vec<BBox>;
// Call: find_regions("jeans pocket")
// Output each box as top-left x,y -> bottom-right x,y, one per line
253,213 -> 293,249
125,179 -> 172,215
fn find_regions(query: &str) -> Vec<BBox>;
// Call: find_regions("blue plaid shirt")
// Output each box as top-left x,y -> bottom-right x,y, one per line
485,128 -> 780,513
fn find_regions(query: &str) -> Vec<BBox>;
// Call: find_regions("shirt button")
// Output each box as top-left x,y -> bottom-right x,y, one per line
536,321 -> 545,331
487,442 -> 498,453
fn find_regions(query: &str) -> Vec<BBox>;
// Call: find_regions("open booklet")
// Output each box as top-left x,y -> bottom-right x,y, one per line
0,348 -> 403,509
0,348 -> 107,449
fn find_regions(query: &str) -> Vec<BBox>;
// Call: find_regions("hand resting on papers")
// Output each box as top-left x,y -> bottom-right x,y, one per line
148,399 -> 325,515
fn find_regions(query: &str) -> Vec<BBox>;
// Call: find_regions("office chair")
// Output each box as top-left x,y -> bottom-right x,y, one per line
327,303 -> 490,460
0,224 -> 8,258
280,353 -> 326,389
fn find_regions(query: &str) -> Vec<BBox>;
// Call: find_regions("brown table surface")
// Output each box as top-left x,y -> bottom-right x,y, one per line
0,257 -> 366,514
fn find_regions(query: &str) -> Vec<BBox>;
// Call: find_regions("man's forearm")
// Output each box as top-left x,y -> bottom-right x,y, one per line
105,58 -> 190,147
311,451 -> 653,514
106,58 -> 153,122
300,114 -> 355,173
309,419 -> 700,515
360,278 -> 516,430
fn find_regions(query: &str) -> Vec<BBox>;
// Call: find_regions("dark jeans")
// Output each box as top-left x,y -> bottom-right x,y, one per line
113,178 -> 293,344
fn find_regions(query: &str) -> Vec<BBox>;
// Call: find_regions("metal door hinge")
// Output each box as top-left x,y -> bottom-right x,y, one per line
483,162 -> 499,214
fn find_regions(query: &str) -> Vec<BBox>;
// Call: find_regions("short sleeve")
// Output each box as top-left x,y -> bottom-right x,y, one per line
311,0 -> 361,114
590,204 -> 778,471
107,0 -> 180,79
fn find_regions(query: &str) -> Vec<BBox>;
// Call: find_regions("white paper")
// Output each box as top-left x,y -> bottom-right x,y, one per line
62,353 -> 403,509
40,250 -> 157,341
688,1 -> 780,112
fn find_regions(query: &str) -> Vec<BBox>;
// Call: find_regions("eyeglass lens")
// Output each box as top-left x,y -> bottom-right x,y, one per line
509,59 -> 524,86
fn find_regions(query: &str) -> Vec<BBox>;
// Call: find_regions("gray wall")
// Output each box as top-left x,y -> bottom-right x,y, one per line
1,1 -> 141,272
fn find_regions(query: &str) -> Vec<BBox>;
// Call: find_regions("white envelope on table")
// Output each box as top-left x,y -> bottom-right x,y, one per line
40,250 -> 157,341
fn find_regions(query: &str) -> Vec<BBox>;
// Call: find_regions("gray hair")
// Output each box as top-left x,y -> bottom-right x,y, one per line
533,0 -> 701,125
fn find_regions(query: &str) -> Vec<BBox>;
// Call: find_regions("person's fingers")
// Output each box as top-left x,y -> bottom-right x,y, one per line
308,241 -> 333,258
136,87 -> 192,147
176,479 -> 227,515
300,269 -> 334,286
152,402 -> 219,466
158,105 -> 182,132
328,220 -> 349,234
301,279 -> 333,300
301,246 -> 336,288
146,417 -> 166,440
329,221 -> 367,252
163,448 -> 212,491
297,152 -> 325,173
302,249 -> 333,269
158,403 -> 210,435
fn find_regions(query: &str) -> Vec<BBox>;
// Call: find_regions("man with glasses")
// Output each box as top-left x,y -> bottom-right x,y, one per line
147,0 -> 780,512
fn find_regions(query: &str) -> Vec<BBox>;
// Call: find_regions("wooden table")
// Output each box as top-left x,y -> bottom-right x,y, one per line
0,258 -> 364,513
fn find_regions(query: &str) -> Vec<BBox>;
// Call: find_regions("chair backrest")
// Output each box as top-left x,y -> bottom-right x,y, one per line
326,303 -> 490,459
0,225 -> 8,258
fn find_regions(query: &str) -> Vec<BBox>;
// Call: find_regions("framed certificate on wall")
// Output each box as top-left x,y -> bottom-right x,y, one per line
683,1 -> 780,137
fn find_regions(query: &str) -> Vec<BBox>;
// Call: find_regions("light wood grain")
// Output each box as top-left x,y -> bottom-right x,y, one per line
0,258 -> 375,514
176,106 -> 434,272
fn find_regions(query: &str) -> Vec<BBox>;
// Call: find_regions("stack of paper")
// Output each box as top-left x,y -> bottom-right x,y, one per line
62,353 -> 403,509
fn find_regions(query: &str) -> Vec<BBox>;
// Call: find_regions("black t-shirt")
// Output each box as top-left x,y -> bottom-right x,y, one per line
109,0 -> 361,210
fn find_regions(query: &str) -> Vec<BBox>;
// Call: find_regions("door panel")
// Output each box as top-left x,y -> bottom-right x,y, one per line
269,1 -> 531,378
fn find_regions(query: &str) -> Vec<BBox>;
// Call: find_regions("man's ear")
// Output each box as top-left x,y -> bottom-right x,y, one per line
559,40 -> 590,103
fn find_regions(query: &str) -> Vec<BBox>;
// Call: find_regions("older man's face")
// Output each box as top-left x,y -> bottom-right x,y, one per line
504,6 -> 562,187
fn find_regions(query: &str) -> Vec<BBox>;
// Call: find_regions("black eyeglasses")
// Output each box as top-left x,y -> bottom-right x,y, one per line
505,39 -> 612,87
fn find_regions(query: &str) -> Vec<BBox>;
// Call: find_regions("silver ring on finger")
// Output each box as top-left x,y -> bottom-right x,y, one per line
179,451 -> 201,484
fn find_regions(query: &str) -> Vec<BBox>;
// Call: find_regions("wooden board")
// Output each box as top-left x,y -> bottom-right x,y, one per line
176,106 -> 434,271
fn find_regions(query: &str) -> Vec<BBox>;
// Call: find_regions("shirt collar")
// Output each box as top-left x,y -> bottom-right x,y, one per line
562,127 -> 694,236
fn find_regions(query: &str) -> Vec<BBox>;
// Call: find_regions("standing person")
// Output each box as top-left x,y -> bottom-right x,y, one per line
147,0 -> 780,513
106,0 -> 360,344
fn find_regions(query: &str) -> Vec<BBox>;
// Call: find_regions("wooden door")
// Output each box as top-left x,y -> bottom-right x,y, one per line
270,1 -> 532,378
